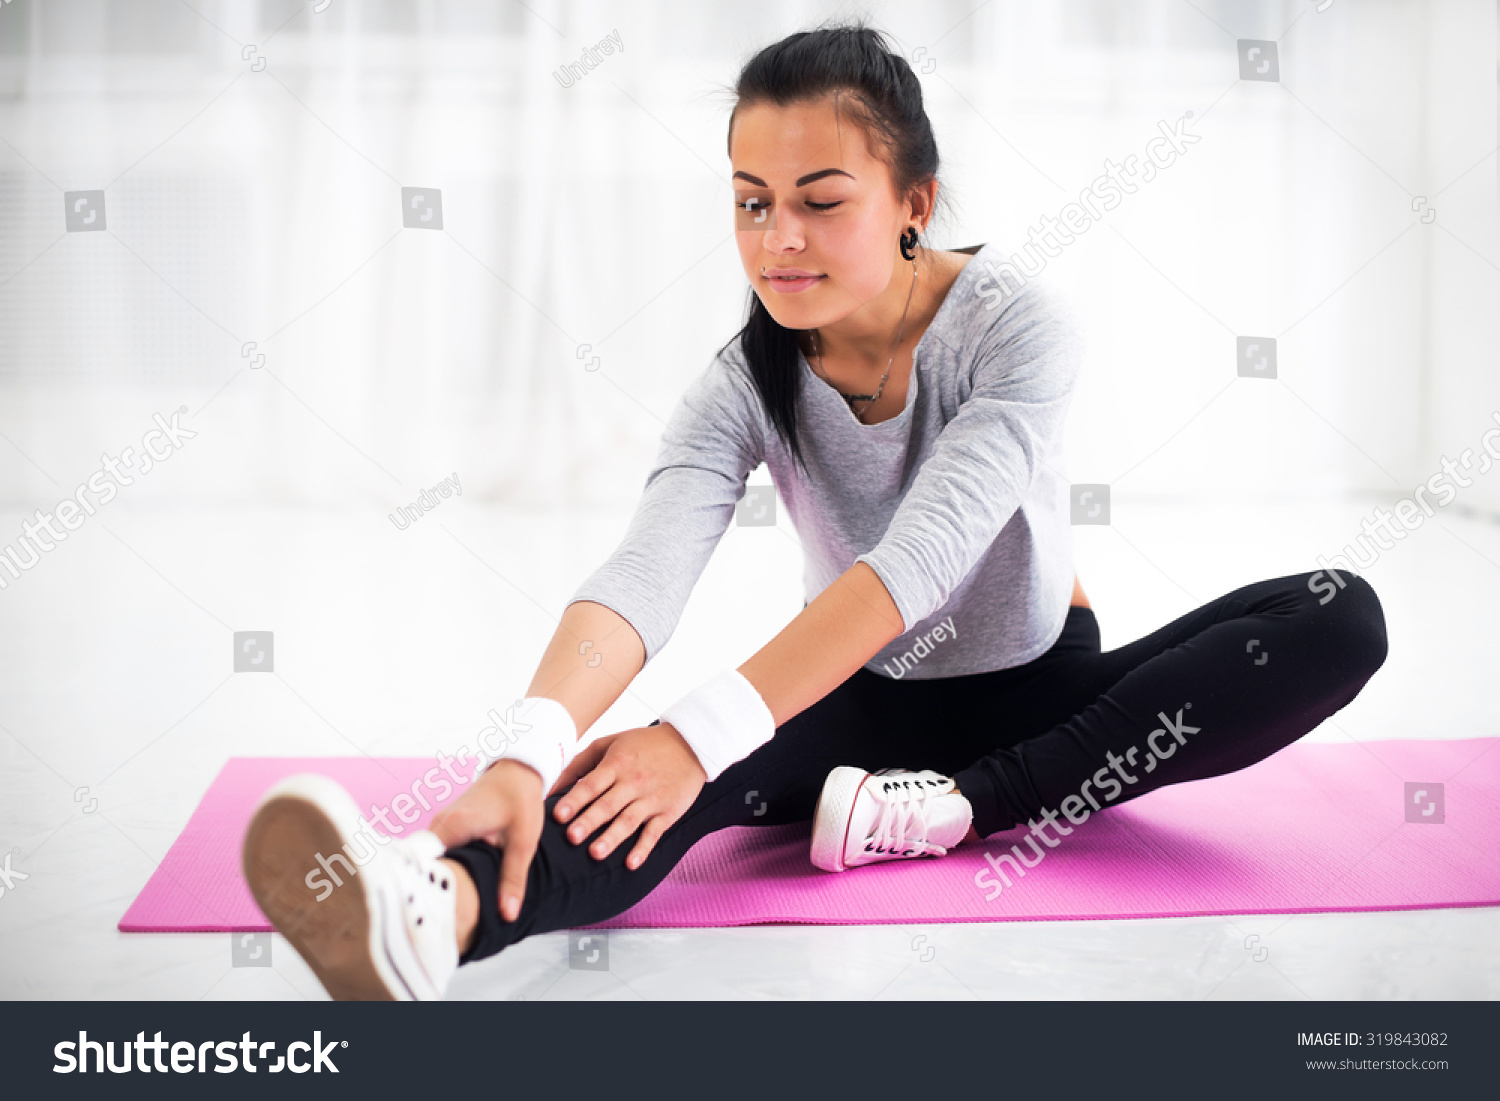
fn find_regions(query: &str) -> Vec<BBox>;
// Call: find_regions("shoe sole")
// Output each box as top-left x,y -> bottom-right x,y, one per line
241,774 -> 425,1001
809,766 -> 871,873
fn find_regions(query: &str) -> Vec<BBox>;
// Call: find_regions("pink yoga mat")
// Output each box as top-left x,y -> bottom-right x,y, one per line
119,739 -> 1500,933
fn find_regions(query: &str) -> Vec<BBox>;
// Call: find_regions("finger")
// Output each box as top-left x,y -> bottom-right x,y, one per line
551,739 -> 610,806
626,817 -> 669,871
497,813 -> 541,923
427,793 -> 499,851
427,808 -> 456,847
555,762 -> 616,825
589,800 -> 650,861
566,781 -> 633,846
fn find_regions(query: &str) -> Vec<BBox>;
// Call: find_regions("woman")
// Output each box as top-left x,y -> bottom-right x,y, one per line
241,23 -> 1388,1001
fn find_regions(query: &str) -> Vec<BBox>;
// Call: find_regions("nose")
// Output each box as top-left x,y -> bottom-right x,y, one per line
760,205 -> 804,254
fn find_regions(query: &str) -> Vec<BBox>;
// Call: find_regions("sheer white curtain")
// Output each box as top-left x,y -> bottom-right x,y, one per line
0,0 -> 1495,513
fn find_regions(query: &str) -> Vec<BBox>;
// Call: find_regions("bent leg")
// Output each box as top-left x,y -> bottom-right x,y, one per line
953,570 -> 1388,837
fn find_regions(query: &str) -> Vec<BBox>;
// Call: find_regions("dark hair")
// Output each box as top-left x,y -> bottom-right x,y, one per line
719,21 -> 946,474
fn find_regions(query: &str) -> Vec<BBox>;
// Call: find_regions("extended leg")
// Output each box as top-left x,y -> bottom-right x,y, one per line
443,660 -> 918,963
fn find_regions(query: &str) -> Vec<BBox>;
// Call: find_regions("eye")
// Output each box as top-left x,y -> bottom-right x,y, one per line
806,201 -> 841,212
737,198 -> 772,211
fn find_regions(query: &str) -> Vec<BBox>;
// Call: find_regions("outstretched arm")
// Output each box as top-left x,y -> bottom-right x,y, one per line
427,598 -> 645,922
429,565 -> 900,918
738,561 -> 904,724
551,272 -> 1085,866
523,598 -> 646,736
430,345 -> 771,919
551,561 -> 905,867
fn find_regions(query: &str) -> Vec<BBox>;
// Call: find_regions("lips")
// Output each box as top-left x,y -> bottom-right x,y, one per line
764,268 -> 825,293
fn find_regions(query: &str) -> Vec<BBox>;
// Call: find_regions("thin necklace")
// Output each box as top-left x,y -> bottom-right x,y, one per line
809,260 -> 919,424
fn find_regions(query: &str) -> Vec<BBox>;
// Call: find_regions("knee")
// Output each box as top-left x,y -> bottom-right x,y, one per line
1305,570 -> 1388,680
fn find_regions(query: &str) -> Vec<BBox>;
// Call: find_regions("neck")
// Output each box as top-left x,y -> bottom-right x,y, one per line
809,254 -> 925,366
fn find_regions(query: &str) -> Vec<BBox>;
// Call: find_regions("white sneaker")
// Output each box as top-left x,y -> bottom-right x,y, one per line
810,766 -> 973,872
241,773 -> 459,1001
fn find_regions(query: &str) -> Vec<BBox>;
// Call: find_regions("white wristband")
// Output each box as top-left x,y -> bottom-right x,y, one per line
493,696 -> 578,794
659,669 -> 776,782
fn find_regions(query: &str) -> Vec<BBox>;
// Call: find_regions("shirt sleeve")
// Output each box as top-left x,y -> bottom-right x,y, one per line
567,350 -> 767,664
855,282 -> 1083,632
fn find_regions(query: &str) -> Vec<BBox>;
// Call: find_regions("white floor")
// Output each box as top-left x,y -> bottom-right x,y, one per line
0,497 -> 1497,1000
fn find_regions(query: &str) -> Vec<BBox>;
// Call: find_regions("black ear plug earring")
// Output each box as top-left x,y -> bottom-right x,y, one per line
899,226 -> 918,261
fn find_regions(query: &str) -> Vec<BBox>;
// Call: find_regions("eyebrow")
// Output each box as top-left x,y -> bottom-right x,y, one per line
732,168 -> 855,187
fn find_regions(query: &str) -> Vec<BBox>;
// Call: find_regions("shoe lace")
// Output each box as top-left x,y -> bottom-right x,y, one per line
386,841 -> 458,993
394,843 -> 451,934
867,776 -> 949,858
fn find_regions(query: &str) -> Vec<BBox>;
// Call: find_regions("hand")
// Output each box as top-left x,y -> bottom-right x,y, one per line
552,723 -> 707,870
427,759 -> 543,923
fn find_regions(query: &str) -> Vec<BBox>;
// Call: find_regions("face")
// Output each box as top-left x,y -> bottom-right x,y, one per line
729,95 -> 914,331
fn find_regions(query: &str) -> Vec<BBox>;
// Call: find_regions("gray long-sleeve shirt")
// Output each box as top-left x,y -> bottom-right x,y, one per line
567,241 -> 1084,680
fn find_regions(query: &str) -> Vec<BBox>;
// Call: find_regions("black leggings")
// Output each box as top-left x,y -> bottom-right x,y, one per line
446,569 -> 1387,964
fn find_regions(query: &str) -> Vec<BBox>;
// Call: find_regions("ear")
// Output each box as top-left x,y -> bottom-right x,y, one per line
905,178 -> 939,230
